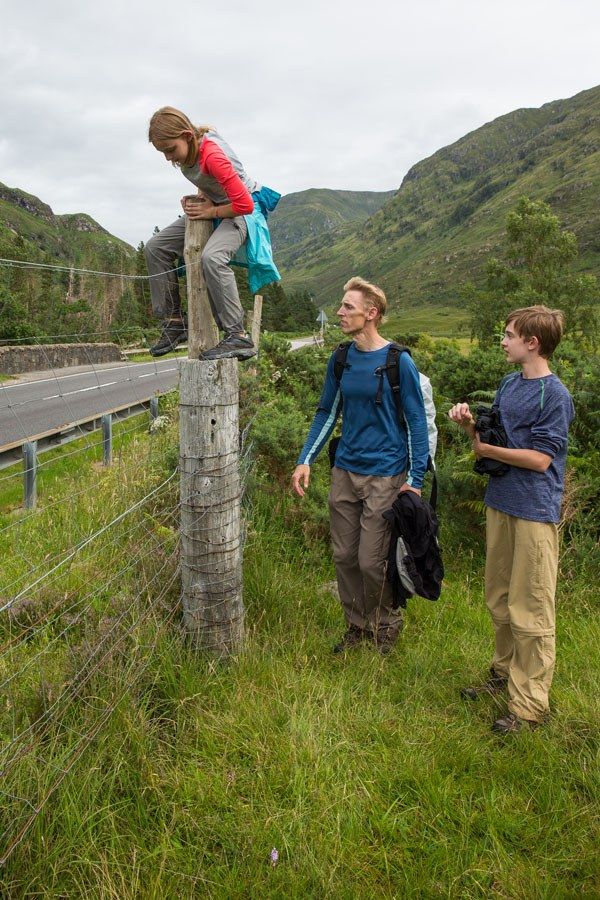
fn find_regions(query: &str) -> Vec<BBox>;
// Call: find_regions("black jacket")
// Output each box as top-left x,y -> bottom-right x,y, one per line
382,492 -> 444,609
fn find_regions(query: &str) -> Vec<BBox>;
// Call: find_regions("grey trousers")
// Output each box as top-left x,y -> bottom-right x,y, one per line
144,215 -> 248,333
329,467 -> 404,637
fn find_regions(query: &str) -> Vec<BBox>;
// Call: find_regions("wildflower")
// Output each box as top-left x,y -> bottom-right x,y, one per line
270,847 -> 279,867
149,414 -> 170,434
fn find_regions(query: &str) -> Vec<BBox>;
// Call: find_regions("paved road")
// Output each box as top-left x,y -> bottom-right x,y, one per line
0,337 -> 320,451
0,358 -> 179,450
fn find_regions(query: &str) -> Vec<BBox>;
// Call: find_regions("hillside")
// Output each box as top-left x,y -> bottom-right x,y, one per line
0,183 -> 138,337
0,182 -> 135,269
269,188 -> 396,269
279,85 -> 600,308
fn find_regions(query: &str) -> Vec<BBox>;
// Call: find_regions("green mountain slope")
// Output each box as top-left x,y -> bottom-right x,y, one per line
269,188 -> 396,270
0,183 -> 135,268
0,183 -> 138,336
280,85 -> 600,308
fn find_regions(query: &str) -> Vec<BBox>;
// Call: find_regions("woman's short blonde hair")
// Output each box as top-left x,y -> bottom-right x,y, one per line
343,276 -> 387,324
148,106 -> 213,168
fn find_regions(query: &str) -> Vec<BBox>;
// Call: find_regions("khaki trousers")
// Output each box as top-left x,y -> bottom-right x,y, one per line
485,507 -> 559,722
329,467 -> 403,637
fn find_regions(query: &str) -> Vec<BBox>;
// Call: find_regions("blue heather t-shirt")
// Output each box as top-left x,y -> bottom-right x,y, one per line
297,343 -> 429,487
484,372 -> 574,524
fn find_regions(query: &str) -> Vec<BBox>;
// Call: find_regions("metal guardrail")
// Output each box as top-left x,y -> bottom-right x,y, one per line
0,393 -> 173,507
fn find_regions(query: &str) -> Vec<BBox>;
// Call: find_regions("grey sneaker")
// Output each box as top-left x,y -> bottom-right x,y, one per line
150,320 -> 187,357
332,625 -> 369,654
201,333 -> 256,361
460,668 -> 508,700
491,712 -> 540,734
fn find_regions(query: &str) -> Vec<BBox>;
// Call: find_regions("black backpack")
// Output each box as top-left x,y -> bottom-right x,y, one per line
328,341 -> 438,507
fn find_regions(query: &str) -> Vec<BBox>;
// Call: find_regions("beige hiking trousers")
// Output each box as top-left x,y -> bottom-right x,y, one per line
329,467 -> 404,638
485,507 -> 559,722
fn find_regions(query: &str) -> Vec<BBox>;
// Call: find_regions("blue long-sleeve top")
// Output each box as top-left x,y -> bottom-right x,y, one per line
484,372 -> 574,523
297,342 -> 429,488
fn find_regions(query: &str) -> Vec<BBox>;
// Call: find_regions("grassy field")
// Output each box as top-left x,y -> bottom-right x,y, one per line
0,381 -> 598,897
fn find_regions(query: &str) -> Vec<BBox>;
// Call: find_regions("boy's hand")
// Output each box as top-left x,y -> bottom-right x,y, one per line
448,403 -> 475,428
291,464 -> 310,497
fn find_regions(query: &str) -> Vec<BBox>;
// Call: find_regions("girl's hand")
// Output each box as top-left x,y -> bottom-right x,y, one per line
181,195 -> 217,220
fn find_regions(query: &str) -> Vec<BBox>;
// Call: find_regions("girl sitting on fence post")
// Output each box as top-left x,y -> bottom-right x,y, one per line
146,106 -> 280,359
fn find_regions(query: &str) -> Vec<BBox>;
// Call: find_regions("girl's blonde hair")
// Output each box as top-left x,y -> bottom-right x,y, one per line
148,106 -> 214,167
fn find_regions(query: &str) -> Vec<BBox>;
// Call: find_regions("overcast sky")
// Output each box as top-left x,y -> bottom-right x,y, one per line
1,0 -> 598,248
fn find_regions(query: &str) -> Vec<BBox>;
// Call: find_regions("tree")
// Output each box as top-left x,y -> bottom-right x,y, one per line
0,285 -> 37,341
466,197 -> 599,349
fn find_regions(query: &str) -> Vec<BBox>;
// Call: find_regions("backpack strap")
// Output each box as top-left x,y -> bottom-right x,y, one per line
333,342 -> 352,384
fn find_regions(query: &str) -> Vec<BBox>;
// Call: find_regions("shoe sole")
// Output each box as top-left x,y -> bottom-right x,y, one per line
201,348 -> 257,361
149,339 -> 187,357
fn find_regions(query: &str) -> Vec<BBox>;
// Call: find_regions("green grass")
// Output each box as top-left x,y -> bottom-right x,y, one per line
0,404 -> 598,897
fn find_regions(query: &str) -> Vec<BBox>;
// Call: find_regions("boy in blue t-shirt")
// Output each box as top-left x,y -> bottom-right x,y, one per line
449,305 -> 574,734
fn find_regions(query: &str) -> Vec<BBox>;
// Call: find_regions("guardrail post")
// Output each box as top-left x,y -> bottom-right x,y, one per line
150,397 -> 159,420
101,414 -> 113,466
179,217 -> 245,656
23,441 -> 37,510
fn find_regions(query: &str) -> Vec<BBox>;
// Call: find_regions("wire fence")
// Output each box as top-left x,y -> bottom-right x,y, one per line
0,458 -> 183,866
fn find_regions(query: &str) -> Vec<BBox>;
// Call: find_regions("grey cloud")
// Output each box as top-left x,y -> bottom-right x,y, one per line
1,0 -> 599,246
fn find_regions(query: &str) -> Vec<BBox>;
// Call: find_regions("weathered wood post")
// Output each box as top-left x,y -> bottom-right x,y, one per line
179,218 -> 245,655
251,294 -> 263,351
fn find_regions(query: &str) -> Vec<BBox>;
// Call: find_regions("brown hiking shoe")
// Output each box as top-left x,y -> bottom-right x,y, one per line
332,625 -> 369,654
491,712 -> 540,734
374,622 -> 403,655
460,668 -> 508,700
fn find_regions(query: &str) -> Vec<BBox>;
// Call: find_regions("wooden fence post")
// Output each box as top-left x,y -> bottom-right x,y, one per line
251,294 -> 263,351
184,219 -> 218,358
179,217 -> 245,655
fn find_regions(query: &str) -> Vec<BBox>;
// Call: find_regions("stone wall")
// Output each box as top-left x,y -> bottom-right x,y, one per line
0,343 -> 125,375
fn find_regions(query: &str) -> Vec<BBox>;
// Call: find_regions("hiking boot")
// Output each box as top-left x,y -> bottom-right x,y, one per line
201,333 -> 256,361
150,320 -> 187,357
332,625 -> 369,654
491,712 -> 540,735
460,668 -> 508,701
374,623 -> 402,655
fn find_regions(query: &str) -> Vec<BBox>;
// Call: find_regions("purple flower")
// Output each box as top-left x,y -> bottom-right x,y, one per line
270,847 -> 279,867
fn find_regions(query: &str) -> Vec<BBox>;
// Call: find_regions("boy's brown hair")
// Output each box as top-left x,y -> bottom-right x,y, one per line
343,276 -> 387,324
505,304 -> 565,358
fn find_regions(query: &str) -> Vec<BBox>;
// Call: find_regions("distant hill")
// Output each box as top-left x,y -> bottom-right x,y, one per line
0,183 -> 137,334
0,182 -> 134,268
279,85 -> 600,308
269,188 -> 396,270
